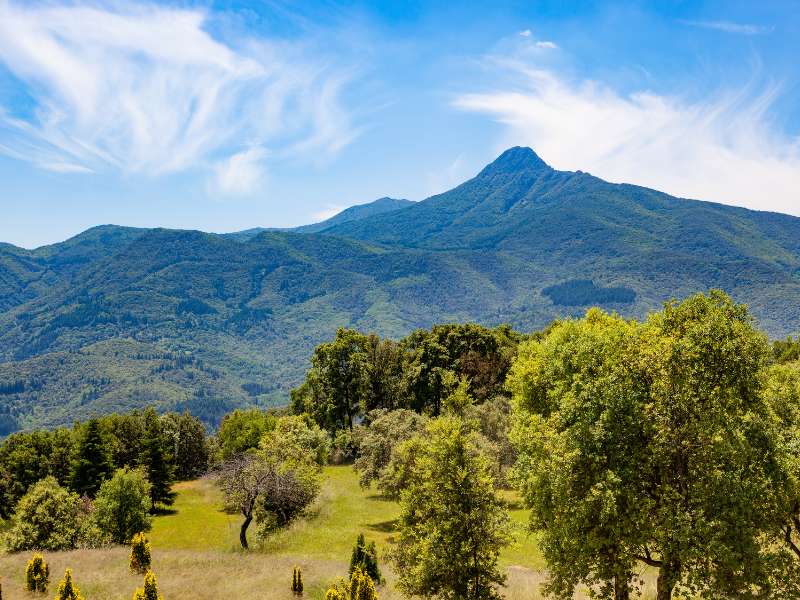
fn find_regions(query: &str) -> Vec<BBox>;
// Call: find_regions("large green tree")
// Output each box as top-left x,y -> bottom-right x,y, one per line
140,409 -> 175,509
93,467 -> 152,544
70,418 -> 113,497
391,415 -> 511,600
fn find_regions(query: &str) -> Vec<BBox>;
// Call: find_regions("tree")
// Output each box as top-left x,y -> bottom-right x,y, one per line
509,293 -> 798,600
216,408 -> 275,461
159,411 -> 210,480
54,569 -> 83,600
141,409 -> 175,509
391,416 -> 511,600
349,533 -> 382,583
508,309 -> 649,599
304,328 -> 370,431
25,553 -> 49,593
353,409 -> 426,494
218,453 -> 275,549
132,571 -> 162,600
70,418 -> 114,497
5,477 -> 94,552
93,467 -> 152,544
129,532 -> 152,574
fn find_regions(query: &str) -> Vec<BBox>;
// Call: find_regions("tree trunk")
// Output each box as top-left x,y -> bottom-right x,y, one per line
614,574 -> 630,600
240,512 -> 253,549
656,559 -> 680,600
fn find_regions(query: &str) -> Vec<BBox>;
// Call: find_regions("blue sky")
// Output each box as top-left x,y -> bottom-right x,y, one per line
0,0 -> 798,248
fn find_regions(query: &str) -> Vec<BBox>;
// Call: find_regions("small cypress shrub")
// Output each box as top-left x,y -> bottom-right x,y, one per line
348,534 -> 381,584
55,569 -> 84,600
292,568 -> 297,593
132,571 -> 163,600
349,568 -> 378,600
291,567 -> 304,595
129,532 -> 152,574
25,553 -> 49,593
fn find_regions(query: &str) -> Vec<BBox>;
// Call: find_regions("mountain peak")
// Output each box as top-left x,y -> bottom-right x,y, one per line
478,146 -> 550,177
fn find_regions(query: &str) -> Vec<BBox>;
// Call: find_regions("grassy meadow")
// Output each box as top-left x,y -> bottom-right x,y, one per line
0,466 -> 658,599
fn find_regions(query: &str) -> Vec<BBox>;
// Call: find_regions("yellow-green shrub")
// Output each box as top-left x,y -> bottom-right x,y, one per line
129,532 -> 152,574
55,569 -> 83,600
25,553 -> 49,593
132,570 -> 163,600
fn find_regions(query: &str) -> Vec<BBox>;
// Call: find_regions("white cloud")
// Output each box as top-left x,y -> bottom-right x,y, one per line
519,30 -> 532,37
454,63 -> 800,216
0,1 -> 359,185
535,41 -> 558,49
212,147 -> 267,196
681,20 -> 773,35
312,204 -> 346,222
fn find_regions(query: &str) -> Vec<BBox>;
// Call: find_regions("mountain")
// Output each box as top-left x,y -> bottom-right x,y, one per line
2,147 -> 800,434
223,197 -> 414,241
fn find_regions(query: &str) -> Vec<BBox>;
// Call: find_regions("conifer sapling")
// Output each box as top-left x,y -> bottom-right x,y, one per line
129,532 -> 152,574
55,569 -> 84,600
25,553 -> 49,593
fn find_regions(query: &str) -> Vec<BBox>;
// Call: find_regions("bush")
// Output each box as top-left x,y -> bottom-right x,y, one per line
325,568 -> 378,600
25,553 -> 49,593
292,567 -> 304,595
349,534 -> 381,584
55,569 -> 83,600
132,571 -> 163,600
5,477 -> 95,551
93,468 -> 152,544
129,532 -> 152,574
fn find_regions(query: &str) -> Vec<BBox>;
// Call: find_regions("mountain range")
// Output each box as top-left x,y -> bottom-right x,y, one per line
2,147 -> 800,433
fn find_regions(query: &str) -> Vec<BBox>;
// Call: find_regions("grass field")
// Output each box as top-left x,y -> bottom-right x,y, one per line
0,466 -> 657,599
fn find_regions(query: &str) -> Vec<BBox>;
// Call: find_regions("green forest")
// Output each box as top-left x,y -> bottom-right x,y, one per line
2,291 -> 800,599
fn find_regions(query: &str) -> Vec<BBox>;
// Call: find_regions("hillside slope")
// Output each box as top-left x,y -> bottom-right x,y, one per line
2,147 -> 800,432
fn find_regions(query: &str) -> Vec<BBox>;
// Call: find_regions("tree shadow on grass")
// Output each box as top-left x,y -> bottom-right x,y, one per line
366,519 -> 398,534
151,506 -> 178,516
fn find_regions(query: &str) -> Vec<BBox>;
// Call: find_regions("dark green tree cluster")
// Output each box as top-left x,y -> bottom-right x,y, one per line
291,324 -> 520,431
509,292 -> 800,599
349,533 -> 381,584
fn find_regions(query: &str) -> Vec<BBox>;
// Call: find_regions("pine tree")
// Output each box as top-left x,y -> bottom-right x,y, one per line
292,567 -> 304,595
25,553 -> 49,593
141,409 -> 175,509
349,534 -> 381,583
129,532 -> 152,574
55,569 -> 84,600
70,418 -> 113,497
292,568 -> 298,593
132,571 -> 163,600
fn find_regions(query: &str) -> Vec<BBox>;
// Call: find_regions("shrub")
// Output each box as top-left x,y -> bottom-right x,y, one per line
129,532 -> 152,574
349,534 -> 381,583
325,568 -> 378,600
132,571 -> 163,600
55,569 -> 84,600
93,468 -> 152,544
25,553 -> 49,593
5,477 -> 95,551
292,567 -> 304,595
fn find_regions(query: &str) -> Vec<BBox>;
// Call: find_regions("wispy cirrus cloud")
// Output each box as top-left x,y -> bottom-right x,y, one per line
680,20 -> 774,35
454,59 -> 800,215
0,1 -> 360,195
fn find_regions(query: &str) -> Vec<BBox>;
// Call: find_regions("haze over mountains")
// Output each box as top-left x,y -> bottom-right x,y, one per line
2,147 -> 800,434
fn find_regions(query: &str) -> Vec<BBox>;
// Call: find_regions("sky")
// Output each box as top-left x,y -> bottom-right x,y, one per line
0,0 -> 799,248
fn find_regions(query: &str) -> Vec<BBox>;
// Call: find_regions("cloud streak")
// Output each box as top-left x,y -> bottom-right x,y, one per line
0,1 -> 359,194
680,20 -> 774,35
454,62 -> 800,216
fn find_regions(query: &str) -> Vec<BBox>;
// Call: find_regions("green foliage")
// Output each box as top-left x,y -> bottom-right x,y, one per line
132,571 -> 163,600
5,477 -> 95,552
129,532 -> 152,574
141,408 -> 175,508
510,292 -> 800,599
93,467 -> 152,544
25,553 -> 49,593
542,279 -> 636,306
391,416 -> 511,600
159,411 -> 210,480
773,336 -> 800,364
349,533 -> 381,584
216,408 -> 276,460
70,418 -> 114,497
353,409 -> 426,495
54,569 -> 83,600
0,428 -> 74,519
325,568 -> 378,600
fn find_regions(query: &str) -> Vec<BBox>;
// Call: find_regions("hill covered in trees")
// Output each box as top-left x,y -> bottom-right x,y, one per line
2,148 -> 800,432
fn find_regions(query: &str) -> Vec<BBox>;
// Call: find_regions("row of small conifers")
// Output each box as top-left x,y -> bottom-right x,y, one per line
3,533 -> 159,600
2,532 -> 381,600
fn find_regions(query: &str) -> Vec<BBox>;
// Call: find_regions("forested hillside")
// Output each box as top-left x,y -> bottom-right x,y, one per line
2,147 -> 800,432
